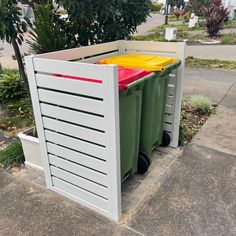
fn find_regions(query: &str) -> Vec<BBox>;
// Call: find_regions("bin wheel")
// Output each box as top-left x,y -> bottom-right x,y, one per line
161,131 -> 171,147
139,152 -> 151,167
137,153 -> 150,175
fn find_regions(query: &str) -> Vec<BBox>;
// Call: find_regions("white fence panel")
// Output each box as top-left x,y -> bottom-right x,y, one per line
25,56 -> 121,221
36,41 -> 119,61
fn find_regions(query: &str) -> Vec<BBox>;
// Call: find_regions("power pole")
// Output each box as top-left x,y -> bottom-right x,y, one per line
165,0 -> 169,25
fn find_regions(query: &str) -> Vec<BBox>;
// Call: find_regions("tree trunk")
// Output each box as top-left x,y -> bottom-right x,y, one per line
12,38 -> 30,96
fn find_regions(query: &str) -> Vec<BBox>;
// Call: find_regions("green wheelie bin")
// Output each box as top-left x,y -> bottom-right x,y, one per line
100,55 -> 181,174
139,62 -> 181,157
115,66 -> 154,179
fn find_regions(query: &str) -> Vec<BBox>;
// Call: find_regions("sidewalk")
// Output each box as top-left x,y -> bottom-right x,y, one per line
183,68 -> 236,104
186,45 -> 236,61
128,78 -> 236,236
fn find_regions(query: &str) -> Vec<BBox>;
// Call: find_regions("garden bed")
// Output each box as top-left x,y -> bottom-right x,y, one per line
179,96 -> 215,146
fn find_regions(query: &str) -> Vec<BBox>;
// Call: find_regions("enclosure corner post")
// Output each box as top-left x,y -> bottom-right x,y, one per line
103,65 -> 121,221
118,40 -> 126,55
24,56 -> 53,188
171,42 -> 186,148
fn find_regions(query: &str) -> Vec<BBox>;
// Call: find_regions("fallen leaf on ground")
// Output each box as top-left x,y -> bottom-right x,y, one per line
0,140 -> 5,146
0,124 -> 7,129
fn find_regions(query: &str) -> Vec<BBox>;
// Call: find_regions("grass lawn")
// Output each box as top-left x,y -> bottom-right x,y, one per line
186,57 -> 236,70
133,31 -> 206,42
224,20 -> 236,28
133,29 -> 236,45
167,16 -> 188,22
220,33 -> 236,45
148,23 -> 204,33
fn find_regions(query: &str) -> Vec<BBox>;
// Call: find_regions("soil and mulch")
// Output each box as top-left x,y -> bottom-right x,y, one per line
179,103 -> 215,145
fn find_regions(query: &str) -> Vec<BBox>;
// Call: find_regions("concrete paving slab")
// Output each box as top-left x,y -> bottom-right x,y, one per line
128,144 -> 236,236
0,146 -> 183,236
0,171 -> 140,236
220,81 -> 236,110
183,68 -> 236,104
193,106 -> 236,156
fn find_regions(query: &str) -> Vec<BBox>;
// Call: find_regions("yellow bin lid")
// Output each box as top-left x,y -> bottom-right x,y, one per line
99,54 -> 177,71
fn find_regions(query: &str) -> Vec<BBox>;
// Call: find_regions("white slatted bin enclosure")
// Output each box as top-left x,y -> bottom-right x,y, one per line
25,40 -> 185,221
25,56 -> 121,220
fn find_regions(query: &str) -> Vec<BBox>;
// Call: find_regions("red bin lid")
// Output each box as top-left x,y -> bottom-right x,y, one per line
118,66 -> 151,90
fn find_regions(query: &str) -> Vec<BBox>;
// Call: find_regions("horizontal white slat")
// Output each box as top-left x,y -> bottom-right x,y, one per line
169,76 -> 177,85
165,105 -> 174,114
126,50 -> 177,58
163,123 -> 172,132
50,166 -> 108,199
45,130 -> 106,160
167,85 -> 175,96
43,117 -> 105,146
33,58 -> 118,83
164,114 -> 173,124
47,143 -> 107,173
52,177 -> 108,211
49,154 -> 108,186
81,52 -> 119,63
36,74 -> 103,98
124,41 -> 181,55
36,41 -> 119,61
166,95 -> 175,106
41,103 -> 105,131
38,89 -> 104,115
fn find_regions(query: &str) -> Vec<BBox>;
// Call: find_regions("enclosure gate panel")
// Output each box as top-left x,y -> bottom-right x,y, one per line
25,57 -> 121,220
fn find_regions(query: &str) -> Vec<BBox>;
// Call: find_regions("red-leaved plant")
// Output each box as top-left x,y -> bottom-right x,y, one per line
202,0 -> 230,38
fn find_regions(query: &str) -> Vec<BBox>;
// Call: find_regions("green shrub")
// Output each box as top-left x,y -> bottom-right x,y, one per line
0,63 -> 3,74
133,32 -> 165,41
0,141 -> 24,167
28,3 -> 78,54
150,2 -> 164,12
197,20 -> 205,28
0,69 -> 26,102
177,31 -> 189,39
189,95 -> 212,115
0,98 -> 34,137
0,67 -> 19,75
179,121 -> 188,146
179,96 -> 212,145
